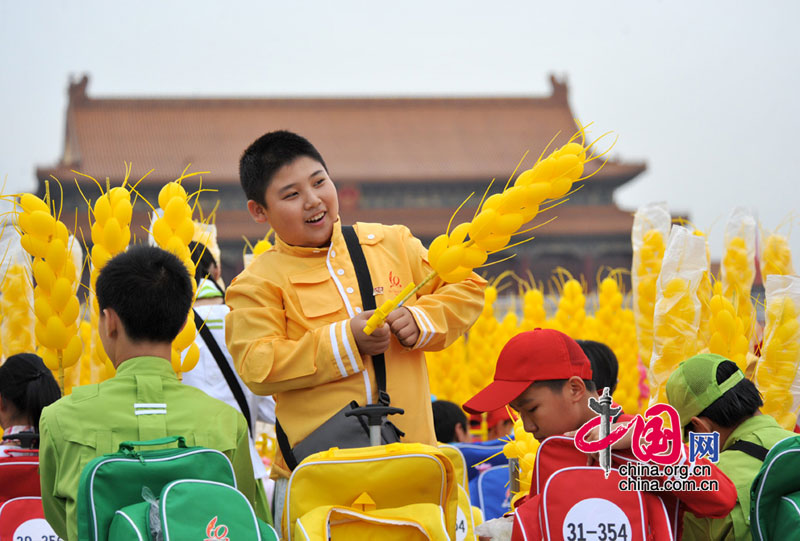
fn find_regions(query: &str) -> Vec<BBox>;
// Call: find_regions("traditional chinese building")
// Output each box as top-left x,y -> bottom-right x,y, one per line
36,75 -> 646,286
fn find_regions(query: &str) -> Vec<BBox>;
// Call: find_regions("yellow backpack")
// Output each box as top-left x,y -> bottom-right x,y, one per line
284,442 -> 474,540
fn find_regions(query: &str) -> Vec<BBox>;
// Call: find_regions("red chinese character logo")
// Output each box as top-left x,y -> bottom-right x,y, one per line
574,403 -> 682,465
388,271 -> 401,288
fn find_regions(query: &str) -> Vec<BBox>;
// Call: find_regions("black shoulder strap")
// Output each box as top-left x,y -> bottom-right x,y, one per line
341,225 -> 388,401
727,440 -> 769,461
193,309 -> 253,438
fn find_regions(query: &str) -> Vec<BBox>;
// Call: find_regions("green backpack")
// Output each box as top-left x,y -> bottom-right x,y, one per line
109,479 -> 278,541
750,435 -> 800,541
77,436 -> 276,541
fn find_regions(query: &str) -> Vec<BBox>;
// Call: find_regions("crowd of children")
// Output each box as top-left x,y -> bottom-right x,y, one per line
1,129 -> 797,541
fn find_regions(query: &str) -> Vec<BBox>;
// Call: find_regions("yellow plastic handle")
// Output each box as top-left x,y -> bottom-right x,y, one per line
363,282 -> 416,335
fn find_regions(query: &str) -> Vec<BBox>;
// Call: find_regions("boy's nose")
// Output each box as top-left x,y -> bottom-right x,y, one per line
304,192 -> 322,209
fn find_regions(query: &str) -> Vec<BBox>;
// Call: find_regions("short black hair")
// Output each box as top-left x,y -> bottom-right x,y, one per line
534,378 -> 597,394
96,245 -> 193,343
577,340 -> 619,394
189,241 -> 217,283
0,353 -> 61,431
239,130 -> 328,205
697,360 -> 763,428
432,400 -> 468,443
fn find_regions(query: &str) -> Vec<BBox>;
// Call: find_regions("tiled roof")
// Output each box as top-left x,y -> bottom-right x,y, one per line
38,75 -> 645,186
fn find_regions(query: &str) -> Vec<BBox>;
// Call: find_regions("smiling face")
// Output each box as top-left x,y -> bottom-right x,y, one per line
509,378 -> 587,441
247,156 -> 339,248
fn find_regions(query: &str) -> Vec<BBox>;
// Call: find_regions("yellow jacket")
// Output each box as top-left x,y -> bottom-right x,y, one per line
226,220 -> 485,478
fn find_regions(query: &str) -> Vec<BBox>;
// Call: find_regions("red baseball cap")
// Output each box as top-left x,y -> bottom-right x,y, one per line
463,328 -> 592,414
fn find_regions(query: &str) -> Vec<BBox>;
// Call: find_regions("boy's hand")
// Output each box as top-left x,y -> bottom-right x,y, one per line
385,307 -> 420,348
350,310 -> 391,356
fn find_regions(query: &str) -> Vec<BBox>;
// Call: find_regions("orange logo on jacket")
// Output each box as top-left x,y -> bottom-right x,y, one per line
204,517 -> 230,541
388,271 -> 401,288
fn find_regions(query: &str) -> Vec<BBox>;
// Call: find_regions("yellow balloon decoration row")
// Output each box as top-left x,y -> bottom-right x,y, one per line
1,262 -> 36,357
761,232 -> 794,278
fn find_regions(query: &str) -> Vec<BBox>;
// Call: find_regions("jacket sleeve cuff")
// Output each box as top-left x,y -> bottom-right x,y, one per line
407,306 -> 437,349
327,320 -> 364,378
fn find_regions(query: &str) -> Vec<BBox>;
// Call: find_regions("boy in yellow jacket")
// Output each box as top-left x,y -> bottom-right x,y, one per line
226,131 -> 485,486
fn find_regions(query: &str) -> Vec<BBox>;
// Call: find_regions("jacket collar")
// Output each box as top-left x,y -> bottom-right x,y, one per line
274,218 -> 343,258
115,356 -> 178,379
723,414 -> 782,450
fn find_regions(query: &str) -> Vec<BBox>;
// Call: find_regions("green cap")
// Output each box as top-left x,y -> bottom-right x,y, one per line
665,353 -> 744,429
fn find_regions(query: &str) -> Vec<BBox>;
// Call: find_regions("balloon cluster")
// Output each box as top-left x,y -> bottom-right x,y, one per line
707,281 -> 750,373
502,417 -> 540,505
15,193 -> 82,389
589,276 -> 641,413
428,134 -> 592,283
465,283 -> 501,394
519,286 -> 547,332
0,263 -> 36,357
89,186 -> 134,379
151,182 -> 200,378
761,233 -> 794,278
757,287 -> 800,429
550,276 -> 587,339
633,229 -> 668,368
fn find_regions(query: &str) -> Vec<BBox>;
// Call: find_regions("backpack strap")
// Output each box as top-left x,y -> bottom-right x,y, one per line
193,309 -> 254,438
341,224 -> 389,404
727,440 -> 769,461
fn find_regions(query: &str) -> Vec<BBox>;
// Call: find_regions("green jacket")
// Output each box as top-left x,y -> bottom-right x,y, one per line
39,356 -> 255,541
682,414 -> 796,541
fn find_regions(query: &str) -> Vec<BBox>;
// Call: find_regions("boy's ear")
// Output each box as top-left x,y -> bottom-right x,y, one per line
690,416 -> 713,434
247,200 -> 269,224
102,308 -> 120,338
565,376 -> 588,402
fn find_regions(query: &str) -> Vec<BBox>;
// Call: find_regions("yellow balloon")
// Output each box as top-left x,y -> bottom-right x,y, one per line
60,296 -> 80,326
92,244 -> 112,270
182,343 -> 201,373
104,217 -> 123,253
468,208 -> 498,241
448,222 -> 471,247
474,233 -> 510,252
158,183 -> 188,210
176,219 -> 195,246
427,234 -> 449,266
491,213 -> 523,236
28,210 -> 56,238
153,218 -> 173,247
63,334 -> 83,368
46,315 -> 70,350
440,266 -> 473,283
435,245 -> 466,275
19,193 -> 50,214
548,177 -> 573,199
93,195 -> 112,224
21,233 -> 48,259
34,296 -> 55,323
164,197 -> 188,230
109,186 -> 130,206
462,245 -> 488,268
33,259 -> 56,291
46,238 -> 68,274
50,277 -> 73,313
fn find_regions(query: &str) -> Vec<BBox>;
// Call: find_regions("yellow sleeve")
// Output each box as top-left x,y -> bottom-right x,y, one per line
225,271 -> 364,395
38,410 -> 68,540
400,227 -> 486,351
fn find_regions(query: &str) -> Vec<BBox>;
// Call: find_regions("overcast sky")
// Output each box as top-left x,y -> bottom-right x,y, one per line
2,0 -> 799,262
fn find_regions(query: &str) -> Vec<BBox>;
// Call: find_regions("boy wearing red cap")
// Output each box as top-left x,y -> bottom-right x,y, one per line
464,328 -> 737,540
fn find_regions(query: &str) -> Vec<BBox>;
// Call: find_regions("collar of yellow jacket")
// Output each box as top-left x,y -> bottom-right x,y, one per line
274,217 -> 343,257
115,356 -> 178,378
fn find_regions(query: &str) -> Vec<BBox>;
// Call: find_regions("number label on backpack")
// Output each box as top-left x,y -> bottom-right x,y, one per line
562,498 -> 631,541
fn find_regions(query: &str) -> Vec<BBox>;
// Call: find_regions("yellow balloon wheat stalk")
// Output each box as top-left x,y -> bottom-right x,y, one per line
720,208 -> 757,345
517,273 -> 547,332
464,279 -> 503,400
755,275 -> 800,430
589,273 -> 641,414
0,252 -> 36,357
548,270 -> 587,339
14,188 -> 82,392
761,231 -> 794,278
501,416 -> 540,506
649,226 -> 706,406
426,336 -> 470,407
707,280 -> 751,374
631,203 -> 671,368
147,172 -> 206,379
364,123 -> 615,334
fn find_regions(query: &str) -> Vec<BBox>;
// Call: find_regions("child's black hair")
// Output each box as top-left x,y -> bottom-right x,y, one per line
577,339 -> 619,394
0,353 -> 61,430
239,130 -> 328,205
96,245 -> 193,343
432,400 -> 468,444
698,360 -> 763,428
